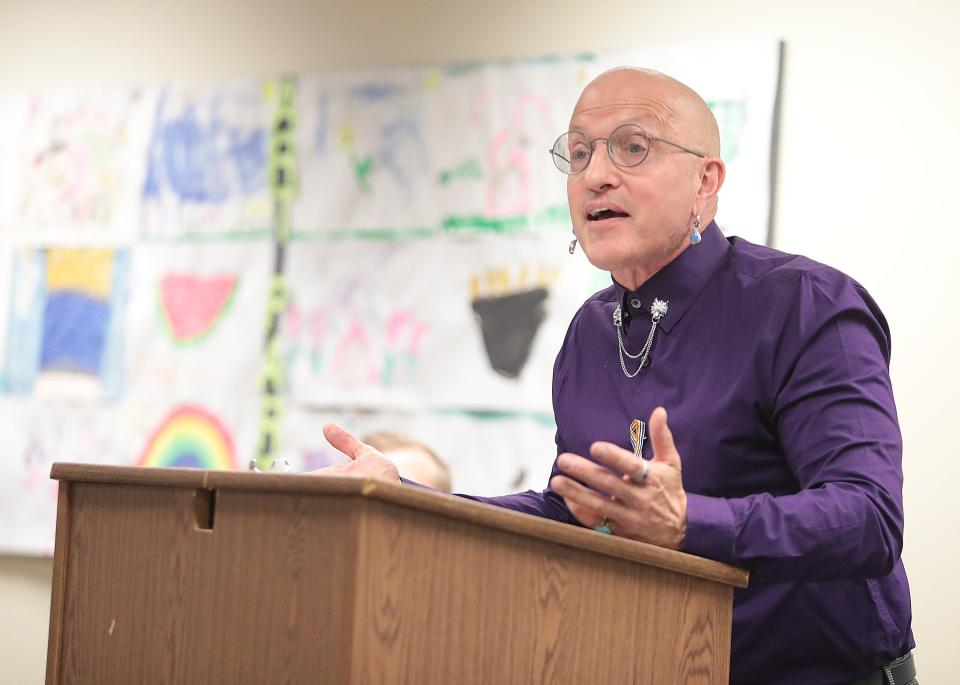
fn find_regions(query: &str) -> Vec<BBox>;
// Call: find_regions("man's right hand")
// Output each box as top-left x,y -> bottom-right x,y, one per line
313,423 -> 401,482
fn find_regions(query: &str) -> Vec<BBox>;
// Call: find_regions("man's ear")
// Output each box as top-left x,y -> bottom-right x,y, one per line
698,157 -> 725,201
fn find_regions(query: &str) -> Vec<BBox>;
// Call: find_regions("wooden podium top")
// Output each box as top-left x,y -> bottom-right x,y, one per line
51,462 -> 748,588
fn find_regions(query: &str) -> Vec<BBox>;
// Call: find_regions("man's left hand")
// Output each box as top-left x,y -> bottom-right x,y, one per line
549,407 -> 687,549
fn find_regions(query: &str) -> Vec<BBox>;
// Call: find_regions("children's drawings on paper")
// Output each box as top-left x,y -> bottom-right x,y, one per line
336,116 -> 429,197
291,69 -> 573,238
142,85 -> 271,238
469,266 -> 559,379
3,248 -> 129,400
0,402 -> 122,554
138,403 -> 238,470
480,92 -> 553,218
158,273 -> 238,345
0,90 -> 152,244
283,279 -> 430,394
20,432 -> 61,505
438,158 -> 483,186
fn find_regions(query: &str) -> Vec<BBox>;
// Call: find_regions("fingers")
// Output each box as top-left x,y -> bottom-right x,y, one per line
587,442 -> 650,484
550,474 -> 628,527
649,407 -> 682,470
322,423 -> 376,462
556,452 -> 637,500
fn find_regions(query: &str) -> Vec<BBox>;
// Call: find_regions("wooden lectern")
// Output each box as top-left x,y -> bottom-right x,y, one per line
47,464 -> 748,684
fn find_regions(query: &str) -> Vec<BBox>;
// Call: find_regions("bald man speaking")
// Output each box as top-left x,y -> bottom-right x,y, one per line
321,68 -> 916,685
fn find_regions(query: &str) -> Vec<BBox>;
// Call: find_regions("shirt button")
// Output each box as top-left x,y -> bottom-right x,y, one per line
630,298 -> 642,309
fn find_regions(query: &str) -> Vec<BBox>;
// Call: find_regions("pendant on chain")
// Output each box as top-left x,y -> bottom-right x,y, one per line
613,297 -> 668,378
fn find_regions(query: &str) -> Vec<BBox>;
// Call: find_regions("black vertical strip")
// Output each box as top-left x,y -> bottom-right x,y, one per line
263,243 -> 287,342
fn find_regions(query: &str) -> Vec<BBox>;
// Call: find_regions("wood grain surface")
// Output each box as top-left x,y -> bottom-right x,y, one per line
352,498 -> 732,684
50,464 -> 748,587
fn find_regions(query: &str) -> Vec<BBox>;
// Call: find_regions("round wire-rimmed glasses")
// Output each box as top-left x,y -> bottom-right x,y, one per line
549,123 -> 705,174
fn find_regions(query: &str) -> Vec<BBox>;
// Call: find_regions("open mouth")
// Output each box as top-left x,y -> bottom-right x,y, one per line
587,208 -> 630,222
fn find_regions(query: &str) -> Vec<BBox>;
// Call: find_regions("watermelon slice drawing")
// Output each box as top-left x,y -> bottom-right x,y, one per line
159,274 -> 238,344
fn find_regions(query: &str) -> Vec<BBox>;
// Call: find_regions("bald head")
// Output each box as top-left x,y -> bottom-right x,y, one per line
573,67 -> 720,158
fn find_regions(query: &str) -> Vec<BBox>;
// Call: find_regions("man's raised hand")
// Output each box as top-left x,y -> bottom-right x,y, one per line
312,423 -> 400,482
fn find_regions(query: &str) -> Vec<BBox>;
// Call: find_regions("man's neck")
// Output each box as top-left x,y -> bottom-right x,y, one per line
611,218 -> 714,290
612,242 -> 691,291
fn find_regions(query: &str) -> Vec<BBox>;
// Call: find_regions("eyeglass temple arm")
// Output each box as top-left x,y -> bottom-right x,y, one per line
654,137 -> 706,158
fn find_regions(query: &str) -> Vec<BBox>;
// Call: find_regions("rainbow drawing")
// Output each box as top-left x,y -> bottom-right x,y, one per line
138,405 -> 238,470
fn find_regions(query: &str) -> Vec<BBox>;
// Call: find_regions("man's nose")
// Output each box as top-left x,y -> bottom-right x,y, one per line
583,142 -> 620,190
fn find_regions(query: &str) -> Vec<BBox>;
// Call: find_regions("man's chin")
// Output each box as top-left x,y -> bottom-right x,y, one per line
579,243 -> 628,273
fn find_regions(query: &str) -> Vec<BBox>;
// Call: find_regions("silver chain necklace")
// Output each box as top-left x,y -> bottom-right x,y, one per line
613,298 -> 668,378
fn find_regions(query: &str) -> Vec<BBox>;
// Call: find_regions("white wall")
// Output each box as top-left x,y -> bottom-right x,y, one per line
0,555 -> 53,683
2,0 -> 957,682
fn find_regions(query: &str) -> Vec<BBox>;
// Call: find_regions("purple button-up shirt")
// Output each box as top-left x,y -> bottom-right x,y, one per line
464,222 -> 913,684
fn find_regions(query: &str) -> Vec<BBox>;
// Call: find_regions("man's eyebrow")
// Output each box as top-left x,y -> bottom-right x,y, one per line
567,117 -> 658,135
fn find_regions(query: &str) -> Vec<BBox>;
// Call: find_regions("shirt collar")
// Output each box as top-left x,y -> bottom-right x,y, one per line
613,221 -> 731,334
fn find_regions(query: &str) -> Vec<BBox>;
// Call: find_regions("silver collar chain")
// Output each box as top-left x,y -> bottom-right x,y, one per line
613,298 -> 668,378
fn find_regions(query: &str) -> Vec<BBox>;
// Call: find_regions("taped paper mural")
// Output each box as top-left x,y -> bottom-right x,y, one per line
0,40 -> 782,554
0,90 -> 155,245
141,83 -> 273,240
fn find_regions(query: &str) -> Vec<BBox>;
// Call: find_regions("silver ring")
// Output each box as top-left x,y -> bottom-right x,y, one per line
630,458 -> 650,484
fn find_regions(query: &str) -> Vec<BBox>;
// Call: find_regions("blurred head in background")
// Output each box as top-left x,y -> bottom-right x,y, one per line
361,431 -> 452,492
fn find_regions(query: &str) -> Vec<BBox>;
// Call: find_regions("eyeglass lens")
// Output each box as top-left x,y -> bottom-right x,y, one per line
551,124 -> 652,174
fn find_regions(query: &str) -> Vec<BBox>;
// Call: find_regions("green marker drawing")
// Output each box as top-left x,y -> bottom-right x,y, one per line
438,158 -> 483,186
354,154 -> 375,194
287,204 -> 569,241
442,204 -> 569,235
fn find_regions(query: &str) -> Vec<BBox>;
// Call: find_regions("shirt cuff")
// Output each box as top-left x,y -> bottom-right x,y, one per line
680,493 -> 737,564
